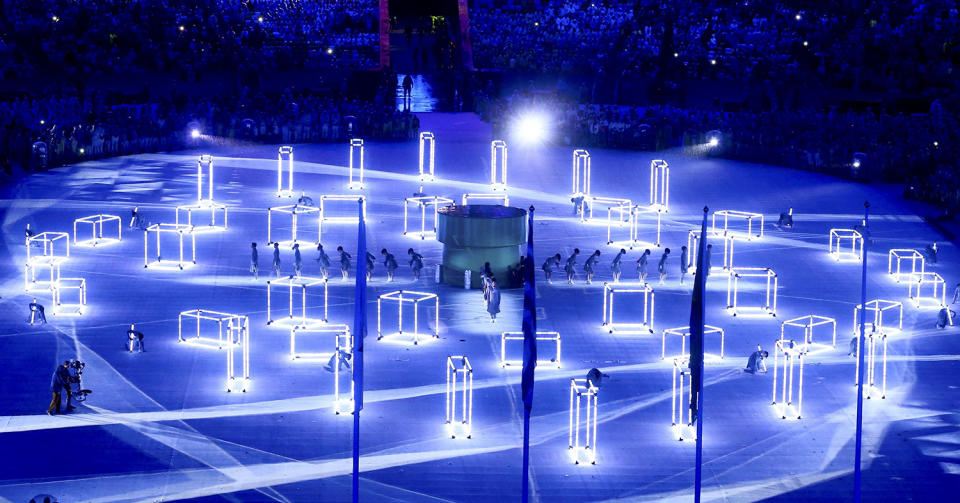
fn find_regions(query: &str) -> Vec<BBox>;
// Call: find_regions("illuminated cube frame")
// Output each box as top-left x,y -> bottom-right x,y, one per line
267,204 -> 320,246
771,339 -> 807,419
671,357 -> 695,441
621,204 -> 663,248
24,256 -> 65,292
289,324 -> 354,413
419,132 -> 436,182
289,323 -> 350,361
176,202 -> 228,233
661,325 -> 725,360
404,196 -> 454,240
196,154 -> 214,203
225,315 -> 250,392
266,275 -> 329,328
572,149 -> 591,198
726,267 -> 777,317
569,378 -> 598,464
582,196 -> 631,224
853,299 -> 903,335
687,229 -> 735,271
605,200 -> 637,244
828,228 -> 863,262
277,146 -> 295,197
27,231 -> 70,264
490,140 -> 507,191
601,282 -> 655,334
853,330 -> 888,400
377,290 -> 440,344
178,309 -> 246,350
907,271 -> 946,308
348,138 -> 365,189
888,249 -> 924,283
649,159 -> 669,210
462,193 -> 509,206
320,195 -> 367,240
50,277 -> 86,316
780,315 -> 836,351
333,330 -> 354,414
500,331 -> 561,368
445,355 -> 474,439
713,210 -> 763,241
73,214 -> 122,247
143,223 -> 196,269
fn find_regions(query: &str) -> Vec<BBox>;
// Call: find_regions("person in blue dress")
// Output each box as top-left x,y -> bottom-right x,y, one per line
564,248 -> 580,284
250,242 -> 259,280
636,249 -> 651,283
365,251 -> 377,281
542,253 -> 561,283
316,244 -> 331,279
744,345 -> 769,374
381,248 -> 399,282
679,245 -> 689,284
610,249 -> 626,283
584,250 -> 601,284
293,243 -> 303,277
408,248 -> 424,281
658,248 -> 671,284
337,246 -> 352,280
486,277 -> 501,322
272,242 -> 282,277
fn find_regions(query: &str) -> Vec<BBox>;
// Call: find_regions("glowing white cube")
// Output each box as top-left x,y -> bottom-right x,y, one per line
602,282 -> 655,334
73,214 -> 122,247
569,378 -> 598,464
500,331 -> 561,368
377,290 -> 439,345
771,339 -> 807,419
267,276 -> 329,328
446,356 -> 473,439
726,267 -> 777,317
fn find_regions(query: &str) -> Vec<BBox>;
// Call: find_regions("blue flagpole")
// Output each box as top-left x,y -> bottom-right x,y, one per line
691,206 -> 709,503
352,198 -> 367,503
521,206 -> 538,503
854,201 -> 870,503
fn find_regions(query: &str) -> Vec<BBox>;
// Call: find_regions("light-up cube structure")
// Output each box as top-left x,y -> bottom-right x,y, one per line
569,378 -> 598,464
178,310 -> 246,350
267,204 -> 320,246
888,249 -> 924,283
143,223 -> 196,269
828,228 -> 863,262
267,276 -> 329,328
623,204 -> 663,248
854,299 -> 903,335
461,193 -> 509,206
225,315 -> 250,392
73,215 -> 122,247
687,229 -> 735,271
602,282 -> 654,334
671,357 -> 695,441
713,210 -> 764,240
404,196 -> 454,240
908,271 -> 946,308
320,195 -> 366,240
348,138 -> 365,189
649,159 -> 669,210
780,315 -> 836,351
661,325 -> 725,360
333,330 -> 354,414
854,330 -> 888,399
176,202 -> 228,233
289,323 -> 350,361
277,146 -> 295,197
572,149 -> 591,198
445,355 -> 474,439
377,290 -> 439,344
500,331 -> 561,368
490,140 -> 507,191
196,154 -> 214,203
50,277 -> 86,316
419,132 -> 436,182
24,256 -> 65,292
726,267 -> 777,317
606,201 -> 635,245
582,196 -> 631,224
771,339 -> 807,419
27,231 -> 70,264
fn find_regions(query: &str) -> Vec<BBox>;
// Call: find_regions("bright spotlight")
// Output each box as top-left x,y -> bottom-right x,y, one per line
709,137 -> 719,147
190,129 -> 201,139
513,114 -> 549,144
853,160 -> 861,168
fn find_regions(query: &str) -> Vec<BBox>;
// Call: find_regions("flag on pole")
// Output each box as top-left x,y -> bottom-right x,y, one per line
689,206 -> 709,503
854,201 -> 870,503
521,206 -> 537,503
352,198 -> 367,503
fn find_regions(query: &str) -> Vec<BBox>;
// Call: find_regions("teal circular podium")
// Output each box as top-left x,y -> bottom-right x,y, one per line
437,205 -> 526,289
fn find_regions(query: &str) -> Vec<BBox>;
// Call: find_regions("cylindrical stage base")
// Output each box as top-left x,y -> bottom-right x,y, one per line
437,205 -> 527,289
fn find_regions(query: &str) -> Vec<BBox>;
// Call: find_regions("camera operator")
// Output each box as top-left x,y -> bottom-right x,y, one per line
46,360 -> 75,415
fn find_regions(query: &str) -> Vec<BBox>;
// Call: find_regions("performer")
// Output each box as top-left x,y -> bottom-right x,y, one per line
542,253 -> 561,283
658,248 -> 671,284
744,345 -> 769,374
564,248 -> 580,284
382,248 -> 398,282
316,244 -> 331,279
610,249 -> 626,283
486,277 -> 501,322
272,242 -> 282,278
679,245 -> 689,284
337,246 -> 352,280
584,250 -> 601,284
249,242 -> 259,280
636,249 -> 651,283
365,251 -> 376,281
293,243 -> 303,278
408,248 -> 424,281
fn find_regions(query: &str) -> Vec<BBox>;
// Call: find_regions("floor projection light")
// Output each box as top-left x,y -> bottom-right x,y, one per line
713,210 -> 764,240
661,325 -> 725,360
854,330 -> 888,399
144,223 -> 196,269
572,149 -> 591,198
500,331 -> 561,368
26,231 -> 70,264
888,249 -> 924,283
671,357 -> 695,441
277,146 -> 295,197
854,299 -> 903,335
828,228 -> 864,262
377,290 -> 440,344
24,256 -> 64,292
908,271 -> 946,308
445,355 -> 473,439
490,140 -> 507,191
266,276 -> 329,328
461,193 -> 509,206
50,277 -> 86,316
602,282 -> 655,334
289,323 -> 350,361
225,315 -> 250,392
771,339 -> 806,419
569,378 -> 599,464
178,310 -> 246,349
404,196 -> 453,240
780,315 -> 837,352
73,215 -> 122,247
176,202 -> 228,233
267,204 -> 320,246
320,195 -> 366,240
726,267 -> 777,317
348,139 -> 365,189
649,159 -> 669,210
196,154 -> 214,203
687,229 -> 734,271
419,132 -> 436,182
